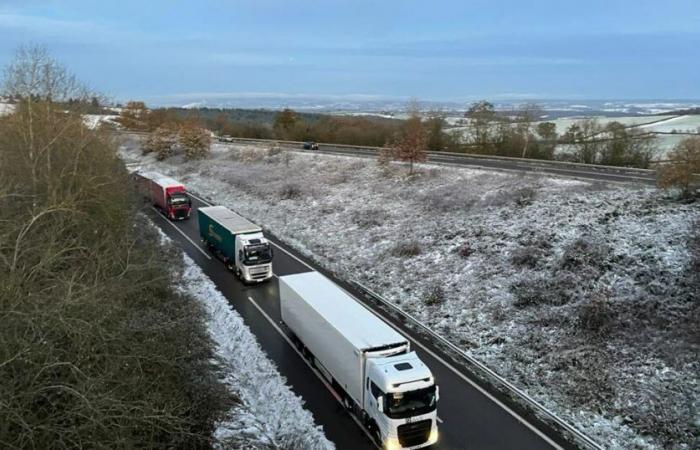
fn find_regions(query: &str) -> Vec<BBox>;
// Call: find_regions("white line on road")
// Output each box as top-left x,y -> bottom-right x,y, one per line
246,294 -> 380,449
151,207 -> 211,260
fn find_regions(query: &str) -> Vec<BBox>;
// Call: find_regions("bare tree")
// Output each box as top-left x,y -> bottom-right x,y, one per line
657,137 -> 700,198
464,100 -> 496,151
385,103 -> 427,175
514,103 -> 542,158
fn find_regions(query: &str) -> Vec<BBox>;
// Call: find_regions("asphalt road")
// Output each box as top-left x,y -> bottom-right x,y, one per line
151,195 -> 565,450
290,145 -> 658,185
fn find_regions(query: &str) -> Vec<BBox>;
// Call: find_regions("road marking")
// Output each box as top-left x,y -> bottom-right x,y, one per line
188,192 -> 555,447
151,207 -> 211,260
246,295 -> 380,449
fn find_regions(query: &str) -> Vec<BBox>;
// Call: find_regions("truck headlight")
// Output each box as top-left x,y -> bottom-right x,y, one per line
429,427 -> 439,443
385,438 -> 401,450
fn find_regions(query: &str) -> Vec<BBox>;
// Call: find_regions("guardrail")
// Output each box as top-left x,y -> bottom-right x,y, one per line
351,279 -> 604,450
216,135 -> 660,176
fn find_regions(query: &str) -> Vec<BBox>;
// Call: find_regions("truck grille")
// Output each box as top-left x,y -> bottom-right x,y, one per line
250,268 -> 269,279
174,209 -> 188,218
397,419 -> 431,448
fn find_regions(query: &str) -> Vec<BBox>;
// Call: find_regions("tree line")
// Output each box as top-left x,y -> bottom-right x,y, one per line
1,45 -> 229,447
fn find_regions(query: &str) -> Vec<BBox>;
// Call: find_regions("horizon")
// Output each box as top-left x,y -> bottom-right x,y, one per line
1,1 -> 698,106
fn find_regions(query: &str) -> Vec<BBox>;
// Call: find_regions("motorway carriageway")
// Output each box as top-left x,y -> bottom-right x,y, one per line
151,193 -> 568,450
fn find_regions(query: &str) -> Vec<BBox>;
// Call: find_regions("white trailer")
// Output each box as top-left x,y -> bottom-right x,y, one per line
280,272 -> 439,450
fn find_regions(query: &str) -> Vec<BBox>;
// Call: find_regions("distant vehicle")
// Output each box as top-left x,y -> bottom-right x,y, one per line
302,141 -> 319,150
197,205 -> 273,283
135,171 -> 192,220
280,272 -> 439,449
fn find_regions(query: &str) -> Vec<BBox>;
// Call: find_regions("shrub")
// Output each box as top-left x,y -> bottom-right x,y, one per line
391,241 -> 422,257
657,137 -> 700,198
279,183 -> 302,200
144,123 -> 178,159
577,288 -> 615,334
424,283 -> 445,306
511,273 -> 576,307
179,123 -> 211,160
456,242 -> 474,258
352,208 -> 387,228
559,237 -> 610,273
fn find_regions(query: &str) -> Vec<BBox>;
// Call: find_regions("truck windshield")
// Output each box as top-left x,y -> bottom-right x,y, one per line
385,385 -> 437,419
243,244 -> 272,265
168,194 -> 190,206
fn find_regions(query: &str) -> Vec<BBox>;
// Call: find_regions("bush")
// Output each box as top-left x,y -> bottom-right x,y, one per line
577,288 -> 615,334
352,208 -> 387,228
279,183 -> 302,200
656,137 -> 700,198
456,242 -> 474,258
511,273 -> 576,307
144,123 -> 178,159
179,123 -> 211,160
391,241 -> 422,257
559,237 -> 610,273
424,283 -> 445,306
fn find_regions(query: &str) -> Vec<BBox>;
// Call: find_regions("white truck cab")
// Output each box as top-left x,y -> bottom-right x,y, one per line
234,231 -> 273,283
365,352 -> 439,449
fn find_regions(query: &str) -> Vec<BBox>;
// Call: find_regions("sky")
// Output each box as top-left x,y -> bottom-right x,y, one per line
0,0 -> 698,105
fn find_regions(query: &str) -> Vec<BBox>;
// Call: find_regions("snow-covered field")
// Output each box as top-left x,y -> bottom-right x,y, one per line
0,102 -> 15,116
123,137 -> 699,449
156,227 -> 333,450
83,113 -> 119,129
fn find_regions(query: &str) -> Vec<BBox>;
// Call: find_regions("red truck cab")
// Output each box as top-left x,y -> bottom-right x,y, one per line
135,172 -> 192,220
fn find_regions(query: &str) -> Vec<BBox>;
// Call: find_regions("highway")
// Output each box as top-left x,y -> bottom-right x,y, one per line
150,193 -> 578,450
218,137 -> 660,185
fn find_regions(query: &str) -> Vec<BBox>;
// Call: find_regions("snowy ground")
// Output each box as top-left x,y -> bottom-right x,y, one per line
123,137 -> 699,449
83,113 -> 119,129
0,102 -> 15,116
155,226 -> 333,450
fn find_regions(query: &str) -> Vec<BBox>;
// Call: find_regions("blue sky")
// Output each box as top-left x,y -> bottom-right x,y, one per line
0,0 -> 698,104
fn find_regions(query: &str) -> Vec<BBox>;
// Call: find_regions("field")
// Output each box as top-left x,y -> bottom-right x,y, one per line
120,136 -> 699,449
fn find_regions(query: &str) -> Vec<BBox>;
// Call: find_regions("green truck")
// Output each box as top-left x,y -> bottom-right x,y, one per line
198,206 -> 273,283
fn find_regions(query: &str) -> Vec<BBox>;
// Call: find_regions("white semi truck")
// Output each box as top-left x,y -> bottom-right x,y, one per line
198,206 -> 273,283
280,272 -> 439,449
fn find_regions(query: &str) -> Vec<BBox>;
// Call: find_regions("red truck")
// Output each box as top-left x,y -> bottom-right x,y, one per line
135,171 -> 192,220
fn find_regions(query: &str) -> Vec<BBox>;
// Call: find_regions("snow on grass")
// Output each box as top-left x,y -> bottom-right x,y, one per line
155,226 -> 333,450
0,102 -> 16,116
83,114 -> 119,129
124,136 -> 699,449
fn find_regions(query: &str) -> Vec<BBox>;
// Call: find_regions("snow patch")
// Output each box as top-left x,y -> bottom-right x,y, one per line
156,227 -> 334,450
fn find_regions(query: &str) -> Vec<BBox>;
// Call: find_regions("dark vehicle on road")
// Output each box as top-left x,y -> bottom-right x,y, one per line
303,141 -> 319,150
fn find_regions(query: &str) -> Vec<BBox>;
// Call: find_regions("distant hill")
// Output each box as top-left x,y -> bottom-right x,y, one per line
165,107 -> 327,125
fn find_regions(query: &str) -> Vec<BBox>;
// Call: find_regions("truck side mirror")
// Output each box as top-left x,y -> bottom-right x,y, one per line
376,396 -> 384,413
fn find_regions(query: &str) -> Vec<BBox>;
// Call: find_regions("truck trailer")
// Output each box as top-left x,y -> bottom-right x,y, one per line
197,206 -> 273,283
135,171 -> 192,220
280,272 -> 439,449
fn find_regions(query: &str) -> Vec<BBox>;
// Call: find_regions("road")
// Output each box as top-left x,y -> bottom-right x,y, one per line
151,194 -> 571,450
215,136 -> 659,185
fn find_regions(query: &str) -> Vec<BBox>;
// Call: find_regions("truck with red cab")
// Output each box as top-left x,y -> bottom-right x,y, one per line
135,171 -> 192,220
